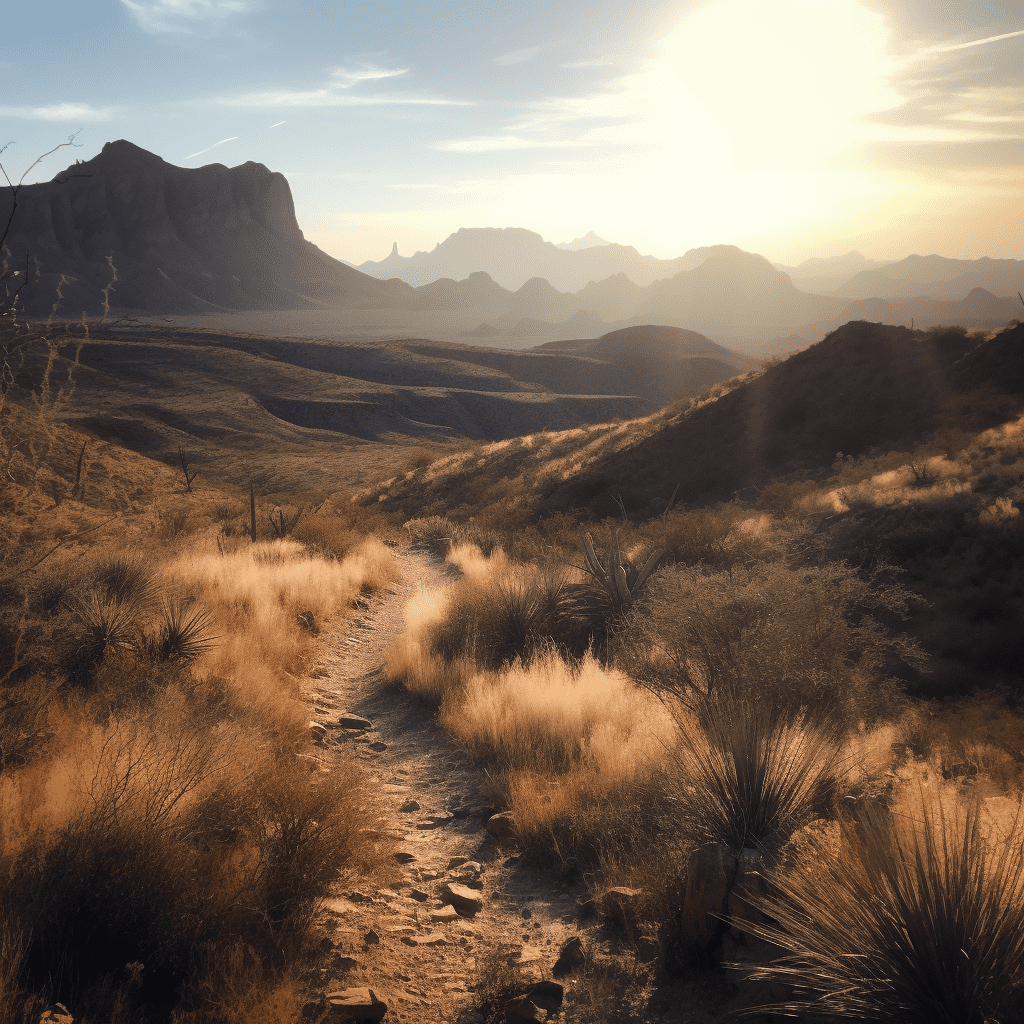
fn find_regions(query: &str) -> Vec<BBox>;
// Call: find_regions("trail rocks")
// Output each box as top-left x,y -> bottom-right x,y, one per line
399,799 -> 421,813
596,887 -> 644,929
337,713 -> 373,730
441,882 -> 484,916
326,987 -> 388,1020
553,936 -> 586,977
486,811 -> 517,841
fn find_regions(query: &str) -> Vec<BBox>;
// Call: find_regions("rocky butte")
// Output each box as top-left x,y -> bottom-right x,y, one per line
1,139 -> 413,316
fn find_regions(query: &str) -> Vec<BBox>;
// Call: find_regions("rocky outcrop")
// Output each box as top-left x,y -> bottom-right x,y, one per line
1,140 -> 413,315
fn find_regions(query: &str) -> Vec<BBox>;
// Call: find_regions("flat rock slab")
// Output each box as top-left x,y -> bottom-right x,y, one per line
401,932 -> 449,946
337,714 -> 373,730
326,986 -> 388,1020
431,906 -> 461,923
441,882 -> 484,916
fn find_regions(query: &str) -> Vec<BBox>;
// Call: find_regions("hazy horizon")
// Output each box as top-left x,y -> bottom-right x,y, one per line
4,1 -> 1022,267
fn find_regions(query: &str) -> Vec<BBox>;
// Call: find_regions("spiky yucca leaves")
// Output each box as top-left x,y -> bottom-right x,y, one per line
430,569 -> 572,670
155,598 -> 219,662
73,592 -> 144,671
672,688 -> 847,856
741,793 -> 1024,1023
90,553 -> 160,610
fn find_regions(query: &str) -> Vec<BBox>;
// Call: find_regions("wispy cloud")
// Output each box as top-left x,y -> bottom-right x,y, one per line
560,57 -> 614,69
217,66 -> 469,109
916,28 -> 1024,57
330,66 -> 409,88
0,102 -> 112,121
184,135 -> 238,160
494,46 -> 542,67
120,0 -> 251,34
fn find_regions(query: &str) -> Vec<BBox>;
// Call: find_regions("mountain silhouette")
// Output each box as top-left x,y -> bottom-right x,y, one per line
835,254 -> 1024,301
543,319 -> 1024,518
556,231 -> 610,251
1,140 -> 413,315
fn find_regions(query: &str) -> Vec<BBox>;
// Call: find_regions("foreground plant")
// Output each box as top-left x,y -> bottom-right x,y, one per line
671,688 -> 846,856
742,791 -> 1024,1022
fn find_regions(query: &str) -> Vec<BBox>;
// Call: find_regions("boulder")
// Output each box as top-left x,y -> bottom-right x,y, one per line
596,886 -> 644,929
553,936 -> 586,977
526,980 -> 564,1012
505,998 -> 543,1022
486,811 -> 517,841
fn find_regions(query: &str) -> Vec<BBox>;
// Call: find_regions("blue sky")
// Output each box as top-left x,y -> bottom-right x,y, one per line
2,1 -> 1022,264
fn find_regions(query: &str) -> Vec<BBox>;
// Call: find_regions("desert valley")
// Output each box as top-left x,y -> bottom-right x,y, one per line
3,138 -> 1024,1024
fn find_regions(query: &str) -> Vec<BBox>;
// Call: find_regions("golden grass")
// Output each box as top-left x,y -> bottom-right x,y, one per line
166,537 -> 398,721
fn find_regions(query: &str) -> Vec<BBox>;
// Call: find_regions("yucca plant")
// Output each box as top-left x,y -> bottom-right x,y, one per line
90,553 -> 160,611
672,688 -> 847,857
72,592 -> 143,675
478,571 -> 569,669
155,597 -> 219,662
741,792 -> 1024,1022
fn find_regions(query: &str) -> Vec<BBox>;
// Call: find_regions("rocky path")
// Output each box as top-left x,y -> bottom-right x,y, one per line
300,548 -> 591,1024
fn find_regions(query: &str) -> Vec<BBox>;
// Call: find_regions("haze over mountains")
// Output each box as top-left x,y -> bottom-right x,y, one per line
4,141 -> 1022,359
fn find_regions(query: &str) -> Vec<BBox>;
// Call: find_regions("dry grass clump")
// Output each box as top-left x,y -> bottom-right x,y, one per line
0,694 -> 373,1019
168,536 -> 397,718
0,527 -> 395,1021
743,788 -> 1024,1023
445,651 -> 676,868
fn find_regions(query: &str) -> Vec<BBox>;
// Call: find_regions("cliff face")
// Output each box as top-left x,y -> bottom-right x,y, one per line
1,140 -> 411,314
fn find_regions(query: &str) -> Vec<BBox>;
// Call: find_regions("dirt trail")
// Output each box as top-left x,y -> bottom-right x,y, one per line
301,548 -> 587,1024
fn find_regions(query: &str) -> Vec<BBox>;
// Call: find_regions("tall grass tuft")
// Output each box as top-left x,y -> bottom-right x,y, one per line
742,790 -> 1024,1022
671,688 -> 847,856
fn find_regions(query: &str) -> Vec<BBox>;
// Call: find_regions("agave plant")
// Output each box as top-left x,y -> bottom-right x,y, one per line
741,792 -> 1024,1023
567,531 -> 665,631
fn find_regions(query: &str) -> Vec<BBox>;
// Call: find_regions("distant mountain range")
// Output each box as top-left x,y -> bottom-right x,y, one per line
351,227 -> 712,291
4,141 -> 1021,357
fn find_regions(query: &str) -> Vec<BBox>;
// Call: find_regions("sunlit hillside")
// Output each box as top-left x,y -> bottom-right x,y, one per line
4,255 -> 1024,1021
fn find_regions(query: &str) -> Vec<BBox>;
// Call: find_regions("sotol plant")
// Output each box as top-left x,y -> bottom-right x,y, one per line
741,792 -> 1024,1023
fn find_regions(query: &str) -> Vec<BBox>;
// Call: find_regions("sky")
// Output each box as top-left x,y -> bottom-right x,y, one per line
2,1 -> 1022,266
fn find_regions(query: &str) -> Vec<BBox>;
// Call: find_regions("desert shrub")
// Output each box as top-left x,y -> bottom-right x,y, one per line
290,511 -> 360,560
0,699 -> 372,1019
441,651 -> 677,868
621,559 -> 920,727
743,789 -> 1024,1023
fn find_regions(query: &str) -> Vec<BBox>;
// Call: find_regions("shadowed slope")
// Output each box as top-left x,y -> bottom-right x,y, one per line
2,140 -> 414,315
